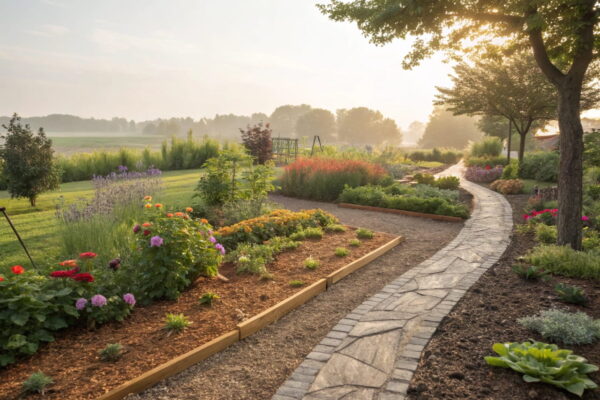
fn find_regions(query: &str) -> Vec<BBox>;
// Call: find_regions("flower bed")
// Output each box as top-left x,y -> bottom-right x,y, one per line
0,228 -> 392,399
464,165 -> 503,183
279,157 -> 389,201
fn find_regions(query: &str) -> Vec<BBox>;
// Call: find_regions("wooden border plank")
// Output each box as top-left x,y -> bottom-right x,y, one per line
326,236 -> 403,287
237,279 -> 327,339
97,330 -> 239,400
338,203 -> 465,222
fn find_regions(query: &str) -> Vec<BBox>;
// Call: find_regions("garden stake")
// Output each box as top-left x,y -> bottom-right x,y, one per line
0,206 -> 37,269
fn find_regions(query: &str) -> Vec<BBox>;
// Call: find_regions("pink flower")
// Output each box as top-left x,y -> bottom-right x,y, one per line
582,216 -> 590,221
209,236 -> 217,244
123,293 -> 136,306
91,294 -> 107,307
150,235 -> 164,247
75,298 -> 88,310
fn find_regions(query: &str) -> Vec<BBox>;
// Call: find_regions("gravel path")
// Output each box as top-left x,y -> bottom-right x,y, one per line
127,195 -> 463,400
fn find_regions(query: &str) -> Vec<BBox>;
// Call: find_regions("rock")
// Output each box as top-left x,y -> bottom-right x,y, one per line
448,372 -> 465,380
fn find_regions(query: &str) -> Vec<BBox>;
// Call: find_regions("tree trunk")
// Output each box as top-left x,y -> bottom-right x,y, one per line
506,120 -> 512,163
518,132 -> 526,163
556,82 -> 584,250
30,196 -> 36,207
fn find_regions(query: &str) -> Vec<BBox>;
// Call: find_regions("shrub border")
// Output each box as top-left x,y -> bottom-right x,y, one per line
338,203 -> 465,222
96,234 -> 402,400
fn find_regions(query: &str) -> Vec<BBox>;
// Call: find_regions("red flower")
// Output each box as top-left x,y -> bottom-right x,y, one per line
11,265 -> 24,275
0,276 -> 4,282
485,165 -> 492,170
143,229 -> 151,236
79,252 -> 97,259
50,267 -> 80,278
71,273 -> 94,282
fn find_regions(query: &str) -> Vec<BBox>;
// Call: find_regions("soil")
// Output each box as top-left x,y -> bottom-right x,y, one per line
124,195 -> 464,400
0,228 -> 394,400
408,194 -> 600,400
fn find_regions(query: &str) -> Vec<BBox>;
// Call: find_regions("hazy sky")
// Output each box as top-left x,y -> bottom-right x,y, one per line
0,0 -> 456,129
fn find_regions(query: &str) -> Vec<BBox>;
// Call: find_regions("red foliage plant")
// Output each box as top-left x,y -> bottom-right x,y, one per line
240,122 -> 273,164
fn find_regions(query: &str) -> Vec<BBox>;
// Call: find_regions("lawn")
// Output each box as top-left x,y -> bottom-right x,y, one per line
0,169 -> 203,269
49,135 -> 166,154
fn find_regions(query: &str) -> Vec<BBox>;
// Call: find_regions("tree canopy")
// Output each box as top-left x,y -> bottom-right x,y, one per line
419,106 -> 482,149
336,107 -> 402,145
295,108 -> 337,141
269,104 -> 312,137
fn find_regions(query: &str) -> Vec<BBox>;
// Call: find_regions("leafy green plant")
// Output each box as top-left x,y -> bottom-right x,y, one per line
356,228 -> 374,239
502,160 -> 519,179
99,343 -> 123,362
324,224 -> 347,233
518,309 -> 600,345
266,236 -> 300,252
434,176 -> 460,190
231,244 -> 272,275
349,238 -> 361,247
555,283 -> 588,306
512,264 -> 549,280
413,172 -> 436,185
164,313 -> 191,333
303,227 -> 324,239
22,371 -> 53,395
304,257 -> 320,270
469,137 -> 503,158
289,280 -> 305,287
335,247 -> 350,257
519,152 -> 559,183
484,340 -> 598,397
525,245 -> 600,280
535,224 -> 557,244
198,292 -> 220,306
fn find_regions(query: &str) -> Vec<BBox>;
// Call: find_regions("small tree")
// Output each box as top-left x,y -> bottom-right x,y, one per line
240,122 -> 273,164
0,114 -> 59,206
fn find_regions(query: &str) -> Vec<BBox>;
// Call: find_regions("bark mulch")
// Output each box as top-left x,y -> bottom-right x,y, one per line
408,194 -> 600,400
0,228 -> 394,400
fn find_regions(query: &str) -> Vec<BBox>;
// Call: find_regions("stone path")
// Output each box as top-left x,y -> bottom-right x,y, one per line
273,163 -> 513,400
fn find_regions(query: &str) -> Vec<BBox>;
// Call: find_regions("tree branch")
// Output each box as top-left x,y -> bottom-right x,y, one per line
527,26 -> 565,85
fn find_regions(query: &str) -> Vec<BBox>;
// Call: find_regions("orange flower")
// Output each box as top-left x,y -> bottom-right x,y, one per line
185,207 -> 193,213
59,259 -> 78,267
175,212 -> 184,217
11,265 -> 24,274
144,195 -> 153,202
154,203 -> 163,209
200,218 -> 208,224
183,215 -> 189,219
142,222 -> 152,227
166,213 -> 174,218
144,203 -> 152,209
79,252 -> 97,259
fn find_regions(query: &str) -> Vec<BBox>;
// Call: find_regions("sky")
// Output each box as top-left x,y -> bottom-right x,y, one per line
0,0 -> 459,129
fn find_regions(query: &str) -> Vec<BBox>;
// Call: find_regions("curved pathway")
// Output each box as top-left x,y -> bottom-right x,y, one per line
273,163 -> 513,400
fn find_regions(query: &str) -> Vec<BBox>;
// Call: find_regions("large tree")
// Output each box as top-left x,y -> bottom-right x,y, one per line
269,104 -> 312,137
337,107 -> 402,145
418,106 -> 482,149
295,108 -> 337,141
319,0 -> 599,249
437,54 -> 599,162
0,114 -> 60,206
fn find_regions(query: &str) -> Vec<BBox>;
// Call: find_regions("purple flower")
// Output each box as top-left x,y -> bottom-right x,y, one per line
91,294 -> 107,307
108,258 -> 121,270
118,165 -> 129,173
150,235 -> 164,247
209,236 -> 217,244
133,224 -> 141,234
123,293 -> 136,306
75,298 -> 88,310
215,243 -> 226,255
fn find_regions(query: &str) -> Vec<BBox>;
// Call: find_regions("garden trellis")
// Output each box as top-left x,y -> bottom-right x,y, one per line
272,137 -> 298,164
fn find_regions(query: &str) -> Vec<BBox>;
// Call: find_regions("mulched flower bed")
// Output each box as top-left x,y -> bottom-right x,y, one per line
408,194 -> 600,400
0,228 -> 394,400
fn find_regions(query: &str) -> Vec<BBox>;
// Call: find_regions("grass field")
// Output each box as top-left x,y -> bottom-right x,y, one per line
0,169 -> 203,269
48,134 -> 167,154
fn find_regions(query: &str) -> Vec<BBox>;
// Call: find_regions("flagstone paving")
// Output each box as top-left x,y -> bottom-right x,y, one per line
273,163 -> 513,400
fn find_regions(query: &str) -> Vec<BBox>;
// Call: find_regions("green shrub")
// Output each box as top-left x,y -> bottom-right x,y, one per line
164,313 -> 191,333
464,156 -> 508,167
349,239 -> 361,247
512,264 -> 549,280
501,160 -> 519,179
303,227 -> 324,239
324,224 -> 347,233
470,137 -> 503,158
280,157 -> 388,201
413,172 -> 436,185
335,247 -> 350,257
408,148 -> 462,164
484,340 -> 598,397
584,130 -> 600,168
289,280 -> 305,287
130,207 -> 222,302
289,231 -> 306,241
434,176 -> 460,190
490,179 -> 524,195
266,236 -> 301,252
304,257 -> 320,270
535,224 -> 557,244
555,283 -> 588,306
525,245 -> 600,280
22,371 -> 53,395
99,343 -> 123,361
519,152 -> 559,182
221,198 -> 278,226
230,243 -> 273,275
518,309 -> 600,345
198,292 -> 220,306
356,228 -> 374,239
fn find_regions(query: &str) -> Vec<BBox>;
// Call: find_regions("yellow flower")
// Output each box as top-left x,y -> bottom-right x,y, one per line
144,203 -> 152,209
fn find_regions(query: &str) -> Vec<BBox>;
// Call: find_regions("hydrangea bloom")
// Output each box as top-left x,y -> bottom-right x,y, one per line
91,294 -> 107,307
123,293 -> 136,306
209,236 -> 217,244
150,235 -> 164,247
75,298 -> 88,310
215,243 -> 226,255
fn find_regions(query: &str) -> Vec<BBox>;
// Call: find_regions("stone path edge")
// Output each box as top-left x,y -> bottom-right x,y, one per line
273,163 -> 513,400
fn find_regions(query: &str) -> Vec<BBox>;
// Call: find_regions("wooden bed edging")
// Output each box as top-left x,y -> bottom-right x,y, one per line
326,236 -> 403,287
96,330 -> 239,400
95,235 -> 402,399
338,203 -> 465,222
